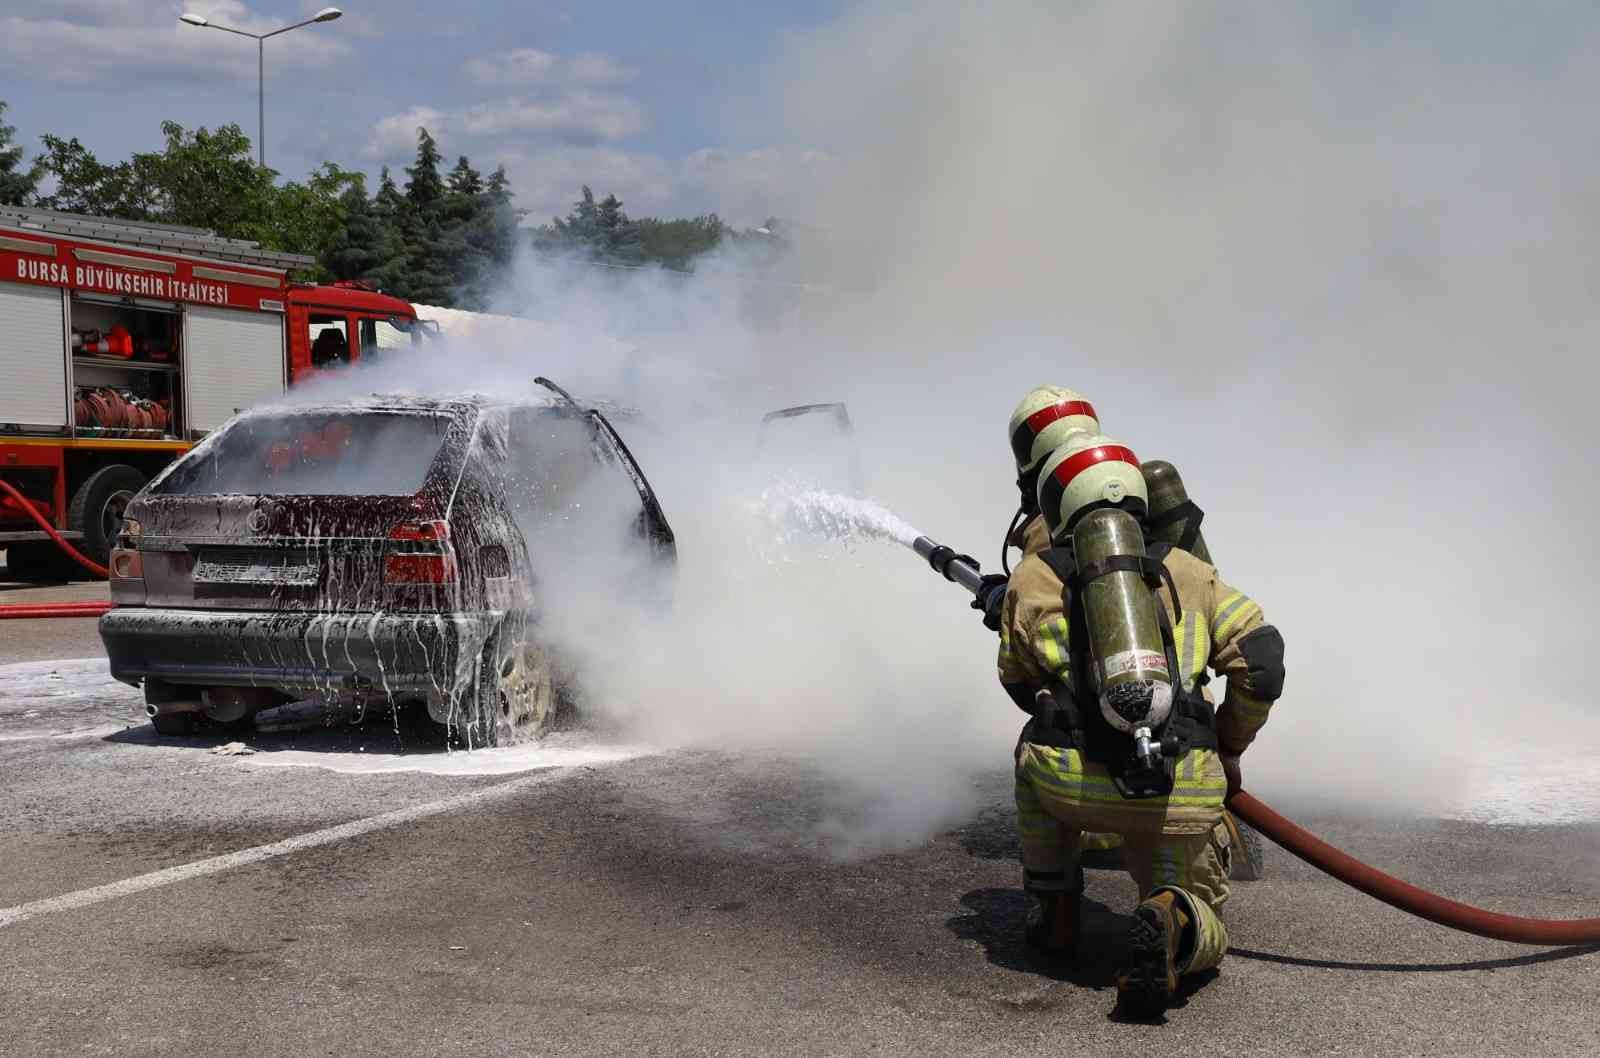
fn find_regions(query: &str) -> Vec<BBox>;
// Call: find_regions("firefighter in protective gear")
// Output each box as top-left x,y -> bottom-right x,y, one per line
1006,385 -> 1100,561
997,433 -> 1285,1017
977,389 -> 1114,854
975,386 -> 1102,630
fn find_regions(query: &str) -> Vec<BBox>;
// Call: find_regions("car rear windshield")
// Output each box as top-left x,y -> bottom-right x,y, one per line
153,411 -> 454,497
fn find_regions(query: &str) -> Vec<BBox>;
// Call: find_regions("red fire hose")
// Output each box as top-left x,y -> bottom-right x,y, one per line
1230,790 -> 1600,946
0,602 -> 113,620
0,479 -> 109,579
0,479 -> 113,618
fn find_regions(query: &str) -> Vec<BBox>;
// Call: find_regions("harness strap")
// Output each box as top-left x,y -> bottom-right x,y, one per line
1148,498 -> 1205,553
1066,553 -> 1183,624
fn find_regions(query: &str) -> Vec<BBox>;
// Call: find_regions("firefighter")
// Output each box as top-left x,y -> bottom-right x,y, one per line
973,385 -> 1100,630
997,433 -> 1285,1017
974,386 -> 1117,859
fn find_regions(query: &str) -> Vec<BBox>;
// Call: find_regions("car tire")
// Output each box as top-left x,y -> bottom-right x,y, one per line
488,634 -> 556,742
68,464 -> 147,570
150,712 -> 197,736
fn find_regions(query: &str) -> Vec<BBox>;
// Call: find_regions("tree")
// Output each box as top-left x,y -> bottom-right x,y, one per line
447,155 -> 483,197
144,122 -> 277,237
34,133 -> 162,218
404,128 -> 445,211
0,101 -> 43,206
542,185 -> 645,265
635,215 -> 725,271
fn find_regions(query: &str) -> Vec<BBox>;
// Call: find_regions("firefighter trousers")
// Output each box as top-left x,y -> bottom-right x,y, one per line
1014,740 -> 1230,974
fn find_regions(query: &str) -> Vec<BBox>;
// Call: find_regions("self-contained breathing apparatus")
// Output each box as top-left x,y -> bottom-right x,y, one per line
1027,436 -> 1218,799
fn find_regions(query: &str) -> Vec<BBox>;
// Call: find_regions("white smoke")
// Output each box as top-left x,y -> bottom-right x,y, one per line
284,1 -> 1600,840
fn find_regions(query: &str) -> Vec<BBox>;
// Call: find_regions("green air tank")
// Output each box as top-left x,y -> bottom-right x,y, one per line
1140,460 -> 1211,563
1072,507 -> 1174,734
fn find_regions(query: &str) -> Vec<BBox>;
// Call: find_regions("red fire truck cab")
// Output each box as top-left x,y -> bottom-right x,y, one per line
0,206 -> 427,580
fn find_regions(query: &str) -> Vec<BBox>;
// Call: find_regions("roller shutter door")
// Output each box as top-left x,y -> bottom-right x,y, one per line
0,282 -> 67,428
185,306 -> 285,431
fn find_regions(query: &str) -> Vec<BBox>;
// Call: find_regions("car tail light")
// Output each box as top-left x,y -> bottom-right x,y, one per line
383,519 -> 456,584
109,547 -> 143,580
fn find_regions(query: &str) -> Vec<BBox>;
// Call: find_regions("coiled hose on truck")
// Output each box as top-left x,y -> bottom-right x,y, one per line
0,479 -> 113,619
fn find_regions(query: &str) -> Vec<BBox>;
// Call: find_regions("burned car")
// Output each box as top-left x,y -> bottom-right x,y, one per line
98,389 -> 675,744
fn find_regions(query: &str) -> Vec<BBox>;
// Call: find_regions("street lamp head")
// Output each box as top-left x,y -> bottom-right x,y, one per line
178,13 -> 209,27
313,7 -> 343,21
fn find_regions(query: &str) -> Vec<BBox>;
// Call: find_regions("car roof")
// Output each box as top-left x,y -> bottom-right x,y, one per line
242,392 -> 638,420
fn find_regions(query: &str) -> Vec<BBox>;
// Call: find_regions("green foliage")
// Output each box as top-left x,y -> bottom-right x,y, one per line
404,128 -> 445,210
9,98 -> 769,306
32,120 -> 354,276
635,215 -> 726,271
0,101 -> 44,206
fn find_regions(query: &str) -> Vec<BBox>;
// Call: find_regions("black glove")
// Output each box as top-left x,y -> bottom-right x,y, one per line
971,574 -> 1008,632
1220,751 -> 1243,800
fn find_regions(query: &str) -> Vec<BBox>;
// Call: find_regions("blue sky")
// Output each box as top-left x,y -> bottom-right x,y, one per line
2,1 -> 844,225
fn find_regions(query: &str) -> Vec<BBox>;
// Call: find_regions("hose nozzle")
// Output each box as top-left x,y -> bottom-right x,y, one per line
912,535 -> 986,595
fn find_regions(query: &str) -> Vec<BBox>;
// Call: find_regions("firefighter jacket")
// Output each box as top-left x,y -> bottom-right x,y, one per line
1008,513 -> 1053,557
997,545 -> 1282,833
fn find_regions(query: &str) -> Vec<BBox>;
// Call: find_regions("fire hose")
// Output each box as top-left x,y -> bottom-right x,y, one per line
914,533 -> 1600,947
0,479 -> 113,619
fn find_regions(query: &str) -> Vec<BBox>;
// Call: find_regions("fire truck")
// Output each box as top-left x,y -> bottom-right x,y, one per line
0,206 -> 428,580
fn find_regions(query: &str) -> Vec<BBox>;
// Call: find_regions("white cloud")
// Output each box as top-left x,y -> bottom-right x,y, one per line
368,106 -> 449,159
499,147 -> 675,223
0,1 -> 348,88
496,145 -> 834,227
461,94 -> 645,140
367,92 -> 645,160
464,48 -> 634,87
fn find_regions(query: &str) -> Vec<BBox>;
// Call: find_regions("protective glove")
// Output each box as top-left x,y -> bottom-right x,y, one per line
1220,751 -> 1243,800
971,574 -> 1008,632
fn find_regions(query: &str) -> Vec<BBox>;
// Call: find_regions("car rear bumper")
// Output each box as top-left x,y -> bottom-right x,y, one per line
99,606 -> 497,699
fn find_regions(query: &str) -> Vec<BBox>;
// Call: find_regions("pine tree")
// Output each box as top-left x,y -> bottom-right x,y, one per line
366,167 -> 413,295
0,101 -> 42,206
404,128 -> 445,212
594,192 -> 642,264
447,155 -> 483,197
321,181 -> 403,283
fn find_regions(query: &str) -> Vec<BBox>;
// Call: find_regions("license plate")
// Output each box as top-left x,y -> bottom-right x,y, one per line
194,548 -> 319,586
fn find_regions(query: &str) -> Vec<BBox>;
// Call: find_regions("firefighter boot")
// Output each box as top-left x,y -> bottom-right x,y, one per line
1024,866 -> 1084,959
1116,888 -> 1193,1018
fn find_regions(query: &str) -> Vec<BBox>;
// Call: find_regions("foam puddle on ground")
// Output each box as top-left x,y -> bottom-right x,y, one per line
2,657 -> 1594,820
0,657 -> 143,741
1435,738 -> 1600,827
240,730 -> 654,777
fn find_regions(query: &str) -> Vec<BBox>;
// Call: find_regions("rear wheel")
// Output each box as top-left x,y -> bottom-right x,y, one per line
149,712 -> 198,736
489,637 -> 556,741
68,464 -> 147,571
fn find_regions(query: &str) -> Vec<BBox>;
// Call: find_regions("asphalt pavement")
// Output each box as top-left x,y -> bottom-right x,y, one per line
3,578 -> 1598,1057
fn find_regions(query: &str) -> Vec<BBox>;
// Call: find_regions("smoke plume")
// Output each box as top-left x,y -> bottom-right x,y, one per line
297,2 -> 1600,840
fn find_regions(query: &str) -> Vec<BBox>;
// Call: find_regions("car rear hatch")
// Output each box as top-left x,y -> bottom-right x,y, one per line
130,404 -> 475,613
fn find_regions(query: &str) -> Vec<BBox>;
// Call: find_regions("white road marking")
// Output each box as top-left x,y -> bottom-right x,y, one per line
0,769 -> 564,930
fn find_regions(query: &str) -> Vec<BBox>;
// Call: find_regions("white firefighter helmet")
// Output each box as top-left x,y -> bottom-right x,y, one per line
1036,433 -> 1147,542
1008,386 -> 1101,477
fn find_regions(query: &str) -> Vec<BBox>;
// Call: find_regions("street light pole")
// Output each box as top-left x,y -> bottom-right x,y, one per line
178,7 -> 344,169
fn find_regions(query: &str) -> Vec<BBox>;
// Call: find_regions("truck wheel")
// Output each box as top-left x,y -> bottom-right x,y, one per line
68,465 -> 147,571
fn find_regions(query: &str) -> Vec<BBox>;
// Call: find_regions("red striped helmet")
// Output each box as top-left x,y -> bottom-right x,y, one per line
1008,386 -> 1100,477
1036,434 -> 1146,542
